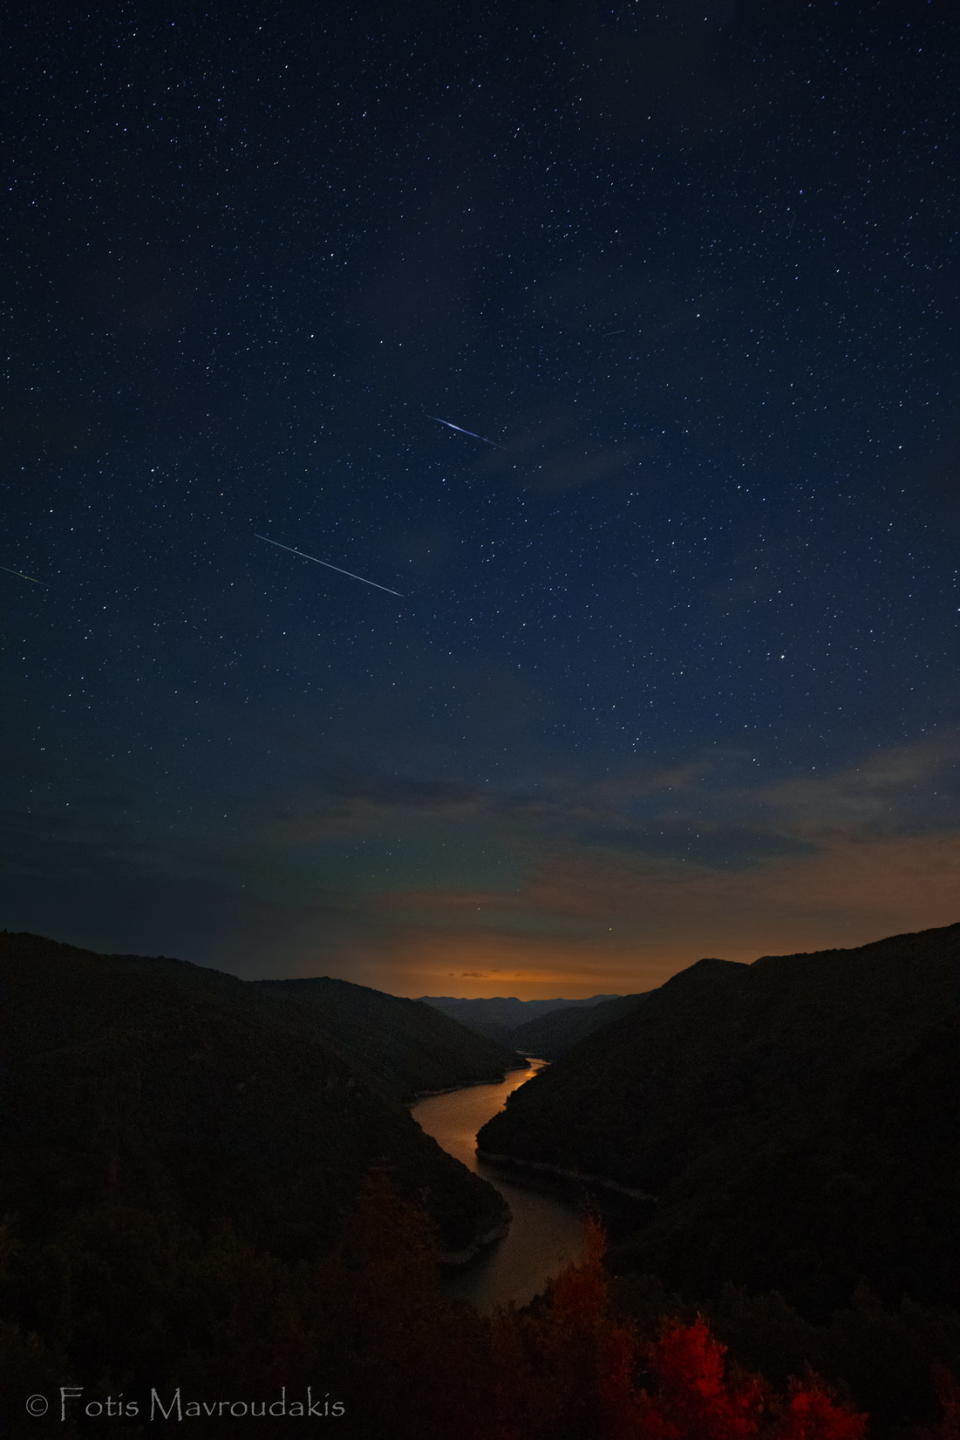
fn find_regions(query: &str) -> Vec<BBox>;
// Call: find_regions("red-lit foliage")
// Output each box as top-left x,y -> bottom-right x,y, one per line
776,1380 -> 870,1440
636,1315 -> 867,1440
637,1314 -> 768,1439
487,1215 -> 644,1440
6,1171 -> 957,1440
488,1219 -> 870,1440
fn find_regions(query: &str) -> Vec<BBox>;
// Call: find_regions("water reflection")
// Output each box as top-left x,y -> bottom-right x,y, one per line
411,1059 -> 587,1312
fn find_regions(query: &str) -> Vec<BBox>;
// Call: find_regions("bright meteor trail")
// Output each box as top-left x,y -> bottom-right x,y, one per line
0,563 -> 45,586
255,534 -> 403,597
428,416 -> 499,447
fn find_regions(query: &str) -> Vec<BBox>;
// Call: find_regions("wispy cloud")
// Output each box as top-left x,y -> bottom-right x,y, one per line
757,736 -> 960,838
3,735 -> 957,994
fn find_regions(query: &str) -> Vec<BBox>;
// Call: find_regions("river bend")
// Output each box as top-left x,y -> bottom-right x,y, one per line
411,1059 -> 587,1312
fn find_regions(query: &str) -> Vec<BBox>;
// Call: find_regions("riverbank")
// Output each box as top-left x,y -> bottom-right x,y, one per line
439,1214 -> 513,1265
407,1062 -> 529,1103
410,1059 -> 588,1310
476,1148 -> 655,1201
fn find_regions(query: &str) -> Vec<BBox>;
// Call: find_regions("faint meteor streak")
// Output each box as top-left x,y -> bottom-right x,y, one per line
428,416 -> 500,447
255,534 -> 403,597
0,563 -> 45,586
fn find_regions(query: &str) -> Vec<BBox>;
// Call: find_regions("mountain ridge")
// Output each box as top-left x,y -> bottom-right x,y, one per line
477,921 -> 960,1317
0,930 -> 511,1256
257,973 -> 525,1101
420,993 -> 622,1045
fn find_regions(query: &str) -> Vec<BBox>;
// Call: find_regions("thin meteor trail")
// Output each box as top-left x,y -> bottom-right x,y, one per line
255,534 -> 403,597
0,563 -> 45,586
428,416 -> 500,447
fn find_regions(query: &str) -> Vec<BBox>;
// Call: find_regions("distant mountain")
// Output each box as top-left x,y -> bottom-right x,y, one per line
421,994 -> 621,1045
478,923 -> 960,1317
512,992 -> 649,1059
256,974 -> 525,1101
0,933 -> 508,1260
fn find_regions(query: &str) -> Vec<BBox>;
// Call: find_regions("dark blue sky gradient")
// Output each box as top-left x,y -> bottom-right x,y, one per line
2,1 -> 957,994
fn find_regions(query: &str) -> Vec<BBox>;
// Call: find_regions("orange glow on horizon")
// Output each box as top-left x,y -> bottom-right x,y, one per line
358,828 -> 960,998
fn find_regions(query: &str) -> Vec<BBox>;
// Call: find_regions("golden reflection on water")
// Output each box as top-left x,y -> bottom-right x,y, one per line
411,1059 -> 587,1312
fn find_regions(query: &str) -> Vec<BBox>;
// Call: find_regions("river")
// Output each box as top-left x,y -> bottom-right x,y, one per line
411,1059 -> 587,1312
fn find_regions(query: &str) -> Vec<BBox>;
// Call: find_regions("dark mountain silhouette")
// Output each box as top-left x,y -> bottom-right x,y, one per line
421,993 -> 621,1045
478,923 -> 960,1318
512,992 -> 649,1059
0,932 -> 508,1259
256,974 -> 525,1100
2,929 -> 957,1438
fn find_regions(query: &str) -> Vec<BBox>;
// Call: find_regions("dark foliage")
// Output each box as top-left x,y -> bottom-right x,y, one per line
0,931 -> 509,1264
2,927 -> 958,1439
478,923 -> 960,1320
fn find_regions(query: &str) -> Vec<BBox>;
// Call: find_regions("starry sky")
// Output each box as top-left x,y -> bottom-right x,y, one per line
2,1 -> 958,997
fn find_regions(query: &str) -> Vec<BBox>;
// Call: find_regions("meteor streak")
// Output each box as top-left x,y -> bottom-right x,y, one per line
428,416 -> 499,447
0,563 -> 45,586
255,534 -> 403,597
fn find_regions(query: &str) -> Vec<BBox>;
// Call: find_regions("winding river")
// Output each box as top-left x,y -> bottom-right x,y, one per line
411,1059 -> 587,1312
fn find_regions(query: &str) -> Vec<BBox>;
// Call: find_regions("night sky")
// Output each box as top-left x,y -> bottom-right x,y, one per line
3,2 -> 957,997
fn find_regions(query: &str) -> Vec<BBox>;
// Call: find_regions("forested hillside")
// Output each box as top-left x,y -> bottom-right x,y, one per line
511,992 -> 648,1059
2,928 -> 958,1437
479,924 -> 960,1318
258,974 -> 524,1100
0,933 -> 508,1258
